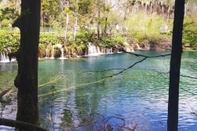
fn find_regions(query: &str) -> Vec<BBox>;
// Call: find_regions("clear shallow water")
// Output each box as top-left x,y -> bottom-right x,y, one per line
1,51 -> 197,131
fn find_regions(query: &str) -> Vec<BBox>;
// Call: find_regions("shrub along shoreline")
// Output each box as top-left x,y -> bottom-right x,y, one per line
0,28 -> 197,60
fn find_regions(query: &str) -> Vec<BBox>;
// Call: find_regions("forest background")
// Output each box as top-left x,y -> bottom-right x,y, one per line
0,0 -> 197,58
0,0 -> 196,131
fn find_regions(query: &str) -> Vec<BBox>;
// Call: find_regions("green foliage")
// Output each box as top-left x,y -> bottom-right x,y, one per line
76,28 -> 95,43
39,33 -> 61,45
183,15 -> 197,30
75,32 -> 89,43
121,11 -> 172,44
39,44 -> 45,50
0,30 -> 63,52
0,30 -> 20,52
102,36 -> 125,47
1,19 -> 12,28
0,2 -> 19,28
78,0 -> 93,15
183,30 -> 197,45
111,36 -> 125,44
93,36 -> 125,48
183,15 -> 197,45
1,0 -> 197,53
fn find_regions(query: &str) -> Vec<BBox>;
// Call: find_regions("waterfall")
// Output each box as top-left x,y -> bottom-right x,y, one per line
87,42 -> 114,56
50,45 -> 54,59
106,48 -> 113,54
60,47 -> 66,59
0,52 -> 9,62
45,49 -> 49,58
123,42 -> 134,52
0,50 -> 16,62
135,43 -> 141,50
100,47 -> 105,54
88,42 -> 101,56
96,46 -> 101,54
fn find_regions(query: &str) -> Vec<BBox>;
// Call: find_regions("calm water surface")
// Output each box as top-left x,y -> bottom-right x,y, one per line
0,51 -> 197,131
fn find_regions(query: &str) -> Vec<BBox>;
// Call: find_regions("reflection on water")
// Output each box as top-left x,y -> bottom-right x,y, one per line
1,51 -> 197,131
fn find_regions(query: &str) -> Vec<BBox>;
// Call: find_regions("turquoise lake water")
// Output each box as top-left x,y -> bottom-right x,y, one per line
0,51 -> 197,131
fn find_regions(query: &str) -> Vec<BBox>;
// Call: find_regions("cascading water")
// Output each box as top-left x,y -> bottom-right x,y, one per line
45,49 -> 49,58
106,48 -> 113,54
0,52 -> 9,62
88,42 -> 101,56
60,47 -> 66,59
0,48 -> 15,62
123,42 -> 134,52
135,43 -> 141,50
96,46 -> 101,54
50,45 -> 55,59
87,42 -> 114,56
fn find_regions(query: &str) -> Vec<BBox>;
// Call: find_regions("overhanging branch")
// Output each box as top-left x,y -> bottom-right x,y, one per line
125,51 -> 171,58
104,52 -> 171,78
0,118 -> 48,131
180,74 -> 197,79
105,57 -> 147,78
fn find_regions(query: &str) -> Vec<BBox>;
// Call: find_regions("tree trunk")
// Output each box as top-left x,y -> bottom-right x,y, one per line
11,0 -> 41,130
65,13 -> 69,41
167,0 -> 185,131
97,10 -> 101,39
74,16 -> 78,40
103,17 -> 108,36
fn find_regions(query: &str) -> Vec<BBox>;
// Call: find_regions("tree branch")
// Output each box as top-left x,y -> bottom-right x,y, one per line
104,57 -> 147,78
0,118 -> 48,131
125,51 -> 171,58
0,88 -> 12,98
104,52 -> 171,79
180,87 -> 197,95
180,74 -> 197,79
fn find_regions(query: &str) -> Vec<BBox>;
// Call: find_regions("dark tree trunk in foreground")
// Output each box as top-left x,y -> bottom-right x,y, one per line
10,0 -> 41,130
167,0 -> 185,131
